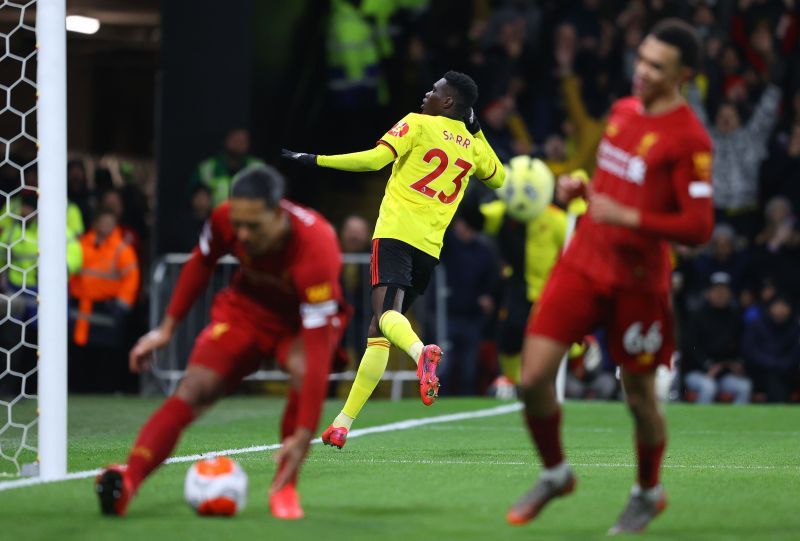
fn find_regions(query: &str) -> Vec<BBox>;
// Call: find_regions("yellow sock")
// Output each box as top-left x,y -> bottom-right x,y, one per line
379,310 -> 424,364
500,353 -> 522,384
340,337 -> 390,422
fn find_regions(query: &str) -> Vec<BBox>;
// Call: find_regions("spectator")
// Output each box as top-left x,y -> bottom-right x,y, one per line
67,159 -> 94,229
748,196 -> 800,305
438,215 -> 497,396
99,188 -> 142,255
69,208 -> 140,393
546,46 -> 606,176
689,224 -> 749,306
742,293 -> 800,403
762,122 -> 800,212
165,184 -> 213,253
190,128 -> 264,206
1,190 -> 83,323
478,96 -> 534,163
688,69 -> 782,240
0,190 -> 82,396
339,215 -> 372,361
682,272 -> 752,404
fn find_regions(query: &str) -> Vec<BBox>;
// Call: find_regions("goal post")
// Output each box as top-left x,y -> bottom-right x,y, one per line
36,0 -> 68,480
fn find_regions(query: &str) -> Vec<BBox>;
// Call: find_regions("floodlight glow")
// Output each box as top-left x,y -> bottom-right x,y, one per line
66,15 -> 100,35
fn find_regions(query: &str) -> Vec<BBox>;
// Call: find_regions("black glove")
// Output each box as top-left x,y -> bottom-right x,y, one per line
281,148 -> 318,167
464,108 -> 481,135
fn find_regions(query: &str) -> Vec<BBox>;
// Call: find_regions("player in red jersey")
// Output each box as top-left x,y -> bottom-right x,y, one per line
95,165 -> 347,520
506,19 -> 714,534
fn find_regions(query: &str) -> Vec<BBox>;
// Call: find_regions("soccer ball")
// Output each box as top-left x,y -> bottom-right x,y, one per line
497,155 -> 555,223
184,456 -> 248,516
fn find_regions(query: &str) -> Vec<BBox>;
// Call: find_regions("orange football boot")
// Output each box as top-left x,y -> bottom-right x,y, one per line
269,483 -> 304,520
321,424 -> 349,449
416,344 -> 442,406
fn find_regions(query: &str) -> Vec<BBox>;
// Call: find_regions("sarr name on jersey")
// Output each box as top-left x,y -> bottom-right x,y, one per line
442,130 -> 471,148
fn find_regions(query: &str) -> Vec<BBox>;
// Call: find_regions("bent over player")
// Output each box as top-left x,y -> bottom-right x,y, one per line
282,71 -> 505,448
506,20 -> 714,534
95,165 -> 346,520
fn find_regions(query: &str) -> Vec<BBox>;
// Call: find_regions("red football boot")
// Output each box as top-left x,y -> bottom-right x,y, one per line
269,483 -> 304,520
95,465 -> 134,516
416,344 -> 442,406
321,424 -> 348,449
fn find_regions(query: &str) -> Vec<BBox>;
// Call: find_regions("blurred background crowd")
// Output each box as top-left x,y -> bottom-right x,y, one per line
1,0 -> 799,404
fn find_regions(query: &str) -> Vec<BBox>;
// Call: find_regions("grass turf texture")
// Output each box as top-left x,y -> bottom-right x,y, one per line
0,396 -> 798,540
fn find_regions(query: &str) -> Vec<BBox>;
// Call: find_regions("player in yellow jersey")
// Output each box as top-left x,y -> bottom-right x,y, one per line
282,71 -> 505,448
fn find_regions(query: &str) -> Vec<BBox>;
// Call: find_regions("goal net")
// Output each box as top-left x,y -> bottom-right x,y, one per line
0,0 -> 39,478
0,0 -> 67,480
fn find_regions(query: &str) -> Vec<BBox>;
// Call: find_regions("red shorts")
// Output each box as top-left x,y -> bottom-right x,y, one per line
527,262 -> 674,373
188,289 -> 343,392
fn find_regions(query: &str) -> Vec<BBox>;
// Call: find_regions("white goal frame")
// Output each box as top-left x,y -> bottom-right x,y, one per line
36,0 -> 67,480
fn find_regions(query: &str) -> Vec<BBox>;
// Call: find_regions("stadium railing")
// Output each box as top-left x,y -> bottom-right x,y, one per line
146,253 -> 449,400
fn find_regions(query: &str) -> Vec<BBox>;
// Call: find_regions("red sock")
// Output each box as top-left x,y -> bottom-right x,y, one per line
524,408 -> 564,469
636,438 -> 666,489
126,396 -> 195,492
278,390 -> 301,486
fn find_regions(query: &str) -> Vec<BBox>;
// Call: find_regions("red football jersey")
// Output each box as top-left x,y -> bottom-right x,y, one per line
167,199 -> 344,329
561,97 -> 714,292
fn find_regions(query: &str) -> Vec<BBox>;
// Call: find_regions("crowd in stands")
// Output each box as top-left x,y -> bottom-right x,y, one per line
324,0 -> 800,404
2,0 -> 798,404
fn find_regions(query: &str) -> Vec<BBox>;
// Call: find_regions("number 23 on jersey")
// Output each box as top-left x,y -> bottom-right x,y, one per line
409,148 -> 472,204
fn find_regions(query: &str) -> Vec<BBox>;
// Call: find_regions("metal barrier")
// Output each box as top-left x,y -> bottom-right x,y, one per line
146,253 -> 449,399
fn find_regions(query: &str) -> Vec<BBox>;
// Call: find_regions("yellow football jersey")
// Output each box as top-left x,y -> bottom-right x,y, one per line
373,113 -> 503,258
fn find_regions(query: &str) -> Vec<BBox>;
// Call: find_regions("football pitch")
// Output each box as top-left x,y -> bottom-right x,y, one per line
0,396 -> 798,541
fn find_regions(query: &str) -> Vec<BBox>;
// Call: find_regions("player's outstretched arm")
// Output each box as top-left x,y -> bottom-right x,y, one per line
316,144 -> 396,172
282,145 -> 395,172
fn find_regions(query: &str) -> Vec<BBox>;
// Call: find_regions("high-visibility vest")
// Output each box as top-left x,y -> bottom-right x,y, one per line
193,154 -> 265,206
0,219 -> 83,289
327,0 -> 382,93
69,226 -> 139,345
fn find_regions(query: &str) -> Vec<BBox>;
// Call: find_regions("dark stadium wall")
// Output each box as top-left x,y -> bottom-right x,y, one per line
155,0 -> 254,255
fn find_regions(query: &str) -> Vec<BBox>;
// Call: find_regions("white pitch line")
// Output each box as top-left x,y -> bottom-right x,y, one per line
0,402 -> 522,493
301,457 -> 800,472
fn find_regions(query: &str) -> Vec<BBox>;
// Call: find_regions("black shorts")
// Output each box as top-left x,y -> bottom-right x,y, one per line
370,238 -> 438,311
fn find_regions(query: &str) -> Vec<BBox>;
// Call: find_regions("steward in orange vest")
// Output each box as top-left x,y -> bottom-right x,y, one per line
69,209 -> 140,346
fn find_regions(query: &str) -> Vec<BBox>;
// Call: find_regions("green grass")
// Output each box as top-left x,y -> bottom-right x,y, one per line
0,396 -> 799,540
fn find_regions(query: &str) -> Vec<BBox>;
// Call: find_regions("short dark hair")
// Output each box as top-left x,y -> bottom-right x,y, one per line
93,206 -> 117,224
443,71 -> 478,117
649,18 -> 702,72
230,164 -> 285,209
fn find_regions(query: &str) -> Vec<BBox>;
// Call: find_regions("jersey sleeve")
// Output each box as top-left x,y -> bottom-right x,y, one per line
316,144 -> 395,172
637,131 -> 714,245
473,131 -> 505,189
376,113 -> 418,160
165,205 -> 230,321
291,229 -> 343,432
